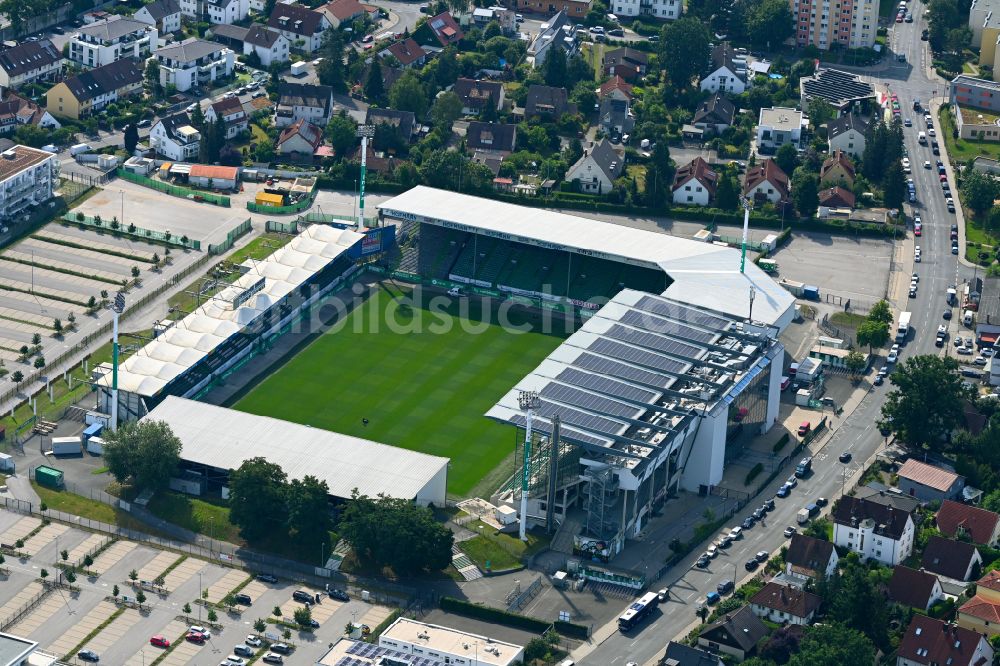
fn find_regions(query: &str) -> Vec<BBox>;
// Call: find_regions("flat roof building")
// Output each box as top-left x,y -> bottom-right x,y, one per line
0,632 -> 40,666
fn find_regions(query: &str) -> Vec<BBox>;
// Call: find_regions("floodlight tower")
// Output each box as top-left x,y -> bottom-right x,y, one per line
518,390 -> 540,541
356,124 -> 375,231
739,195 -> 753,274
108,291 -> 126,431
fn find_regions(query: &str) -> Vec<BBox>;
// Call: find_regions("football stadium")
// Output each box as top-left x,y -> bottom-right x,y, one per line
100,186 -> 795,560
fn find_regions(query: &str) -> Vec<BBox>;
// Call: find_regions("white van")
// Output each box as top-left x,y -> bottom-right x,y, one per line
69,143 -> 92,156
917,131 -> 927,144
964,310 -> 975,326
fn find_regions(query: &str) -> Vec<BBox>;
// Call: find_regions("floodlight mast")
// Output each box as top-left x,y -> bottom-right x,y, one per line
518,390 -> 540,541
108,292 -> 126,431
356,124 -> 375,231
739,195 -> 753,274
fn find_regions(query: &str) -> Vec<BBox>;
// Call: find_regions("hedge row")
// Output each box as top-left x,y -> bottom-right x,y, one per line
439,597 -> 589,638
745,463 -> 764,486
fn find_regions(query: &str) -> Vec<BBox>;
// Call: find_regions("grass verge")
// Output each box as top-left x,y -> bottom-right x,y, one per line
457,520 -> 549,572
829,311 -> 866,328
146,492 -> 242,544
64,606 -> 125,661
31,481 -> 175,539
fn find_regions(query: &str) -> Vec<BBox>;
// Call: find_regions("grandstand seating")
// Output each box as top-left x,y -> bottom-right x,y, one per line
416,224 -> 467,280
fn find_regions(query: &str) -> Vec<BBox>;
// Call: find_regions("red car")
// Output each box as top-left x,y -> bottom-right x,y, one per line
150,635 -> 170,648
186,631 -> 206,644
896,14 -> 903,20
914,227 -> 921,236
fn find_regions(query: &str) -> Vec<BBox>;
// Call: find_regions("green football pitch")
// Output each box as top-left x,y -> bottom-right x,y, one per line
233,283 -> 568,497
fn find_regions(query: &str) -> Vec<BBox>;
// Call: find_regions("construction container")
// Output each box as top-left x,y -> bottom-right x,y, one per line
0,453 -> 13,473
51,436 -> 82,456
82,422 -> 103,442
35,465 -> 64,489
86,437 -> 104,455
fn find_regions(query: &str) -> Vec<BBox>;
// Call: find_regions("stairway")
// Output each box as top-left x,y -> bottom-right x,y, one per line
550,515 -> 582,555
452,545 -> 483,581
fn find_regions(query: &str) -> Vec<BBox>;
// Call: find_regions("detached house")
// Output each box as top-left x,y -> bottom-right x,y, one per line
697,606 -> 768,662
46,59 -> 143,120
525,85 -> 574,119
0,92 -> 60,135
960,570 -> 1000,635
897,459 -> 965,503
660,642 -> 724,666
366,107 -> 416,144
277,119 -> 324,158
0,40 -> 63,90
69,17 -> 157,68
454,78 -> 504,116
414,11 -> 463,47
566,138 -> 623,194
785,534 -> 838,581
691,94 -> 735,136
921,536 -> 982,583
602,47 -> 648,82
598,75 -> 633,103
319,0 -> 367,28
888,566 -> 944,612
134,0 -> 182,34
701,42 -> 748,95
818,186 -> 855,210
749,582 -> 821,626
179,0 -> 250,25
819,150 -> 856,187
268,3 -> 330,53
937,499 -> 1000,547
381,39 -> 427,69
243,25 -> 290,67
897,615 -> 993,666
276,82 -> 334,127
827,113 -> 871,159
156,39 -> 234,93
832,495 -> 915,565
149,112 -> 201,161
672,157 -> 718,207
204,96 -> 248,139
465,122 -> 516,156
756,107 -> 805,152
743,158 -> 789,205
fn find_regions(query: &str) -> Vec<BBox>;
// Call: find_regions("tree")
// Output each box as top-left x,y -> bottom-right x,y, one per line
10,371 -> 23,390
389,71 -> 428,118
190,103 -> 205,130
856,319 -> 889,353
124,124 -> 139,154
419,149 -> 494,193
880,355 -> 967,451
254,618 -> 266,634
326,112 -> 358,158
82,553 -> 92,568
809,98 -> 836,133
67,313 -> 76,329
286,475 -> 332,552
643,142 -> 674,210
659,17 -> 710,91
207,608 -> 217,623
102,420 -> 182,492
253,138 -> 275,163
33,356 -> 44,369
431,91 -> 463,129
868,299 -> 893,326
144,59 -> 161,95
40,569 -> 48,581
64,570 -> 76,584
339,492 -> 454,575
543,45 -> 568,88
183,602 -> 192,616
129,569 -> 138,582
282,628 -> 291,641
747,0 -> 794,49
60,549 -> 68,562
364,57 -> 386,103
112,584 -> 119,600
229,457 -> 288,543
31,333 -> 40,346
818,561 -> 890,649
760,625 -> 802,664
845,350 -> 867,376
882,160 -> 906,211
962,169 -> 998,216
788,623 -> 876,666
272,605 -> 282,618
792,168 -> 819,218
715,174 -> 740,211
293,606 -> 313,626
775,143 -> 799,176
316,31 -> 346,91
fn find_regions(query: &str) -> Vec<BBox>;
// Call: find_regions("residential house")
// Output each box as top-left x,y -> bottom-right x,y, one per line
268,3 -> 331,53
381,39 -> 427,69
471,6 -> 516,34
454,78 -> 504,116
472,150 -> 502,177
465,121 -> 516,156
691,93 -> 735,136
366,107 -> 416,144
888,566 -> 944,611
599,96 -> 634,138
749,582 -> 821,625
659,642 -> 724,666
855,485 -> 923,513
818,186 -> 855,209
959,569 -> 1000,635
414,11 -> 463,48
742,158 -> 790,205
516,0 -> 591,20
820,150 -> 856,187
149,112 -> 201,161
204,96 -> 248,139
134,0 -> 182,34
0,145 -> 59,222
276,82 -> 334,127
243,25 -> 290,67
897,459 -> 965,502
950,74 -> 1000,115
525,85 -> 574,119
611,0 -> 679,21
756,107 -> 805,152
598,75 -> 633,103
602,47 -> 648,82
566,138 -> 623,194
701,42 -> 748,95
526,10 -> 574,65
937,500 -> 1000,547
897,615 -> 993,666
0,92 -> 60,135
277,119 -> 324,157
672,157 -> 718,207
188,164 -> 239,190
785,534 -> 838,581
69,17 -> 158,68
827,114 -> 870,159
921,536 -> 982,582
0,40 -> 63,90
45,59 -> 143,120
156,39 -> 234,93
832,495 -> 916,565
179,0 -> 250,25
319,0 -> 366,28
697,606 -> 768,662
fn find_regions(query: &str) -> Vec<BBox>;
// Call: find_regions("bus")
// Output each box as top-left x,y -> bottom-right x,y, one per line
618,592 -> 659,632
895,311 -> 912,343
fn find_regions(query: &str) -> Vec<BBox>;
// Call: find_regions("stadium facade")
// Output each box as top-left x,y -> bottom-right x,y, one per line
378,187 -> 794,560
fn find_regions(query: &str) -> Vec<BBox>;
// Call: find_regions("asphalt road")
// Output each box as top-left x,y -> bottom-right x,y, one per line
579,14 -> 970,666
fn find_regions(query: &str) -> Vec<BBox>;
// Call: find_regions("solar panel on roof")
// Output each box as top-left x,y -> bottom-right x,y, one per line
536,399 -> 626,436
635,294 -> 729,329
541,383 -> 643,419
606,324 -> 703,360
574,353 -> 674,390
556,367 -> 658,403
588,338 -> 687,375
619,309 -> 715,344
508,413 -> 612,447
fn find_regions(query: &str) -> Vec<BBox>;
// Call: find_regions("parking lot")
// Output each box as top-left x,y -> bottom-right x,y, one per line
771,232 -> 895,303
0,508 -> 399,664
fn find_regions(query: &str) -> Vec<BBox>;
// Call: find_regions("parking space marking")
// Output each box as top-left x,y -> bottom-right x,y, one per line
65,533 -> 108,567
21,522 -> 69,557
204,569 -> 250,604
9,590 -> 69,637
238,580 -> 270,603
0,516 -> 41,547
79,607 -> 142,657
89,540 -> 137,576
279,589 -> 342,626
121,619 -> 186,666
0,289 -> 78,317
20,238 -> 146,272
359,605 -> 393,628
3,250 -> 123,284
162,557 -> 206,593
136,551 -> 180,584
33,231 -> 158,262
47,600 -> 118,658
0,581 -> 44,622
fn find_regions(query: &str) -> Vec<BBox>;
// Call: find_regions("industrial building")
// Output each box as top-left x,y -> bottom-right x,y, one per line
141,396 -> 449,505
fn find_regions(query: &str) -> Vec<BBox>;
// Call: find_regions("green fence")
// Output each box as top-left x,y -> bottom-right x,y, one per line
247,191 -> 316,215
62,213 -> 201,251
208,218 -> 252,255
265,220 -> 299,234
298,211 -> 378,226
117,169 -> 231,207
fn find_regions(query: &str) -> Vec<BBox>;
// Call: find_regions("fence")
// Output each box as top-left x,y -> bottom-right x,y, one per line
61,213 -> 202,251
298,212 -> 377,226
0,585 -> 48,631
247,192 -> 316,215
116,169 -> 231,208
208,218 -> 253,255
265,220 -> 299,235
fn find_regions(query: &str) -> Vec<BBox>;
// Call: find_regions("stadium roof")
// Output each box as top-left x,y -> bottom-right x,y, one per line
379,187 -> 795,329
143,397 -> 449,505
99,224 -> 364,397
486,289 -> 778,471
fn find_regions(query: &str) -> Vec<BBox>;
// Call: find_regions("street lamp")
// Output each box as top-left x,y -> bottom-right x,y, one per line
108,292 -> 126,431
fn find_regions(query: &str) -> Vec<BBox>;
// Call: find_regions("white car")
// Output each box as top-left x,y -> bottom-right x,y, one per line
915,252 -> 921,263
938,324 -> 948,335
924,160 -> 931,169
887,346 -> 899,363
188,626 -> 209,636
912,273 -> 919,283
984,348 -> 995,357
975,356 -> 988,365
245,636 -> 262,648
929,128 -> 936,136
728,526 -> 743,540
958,346 -> 974,355
706,544 -> 719,558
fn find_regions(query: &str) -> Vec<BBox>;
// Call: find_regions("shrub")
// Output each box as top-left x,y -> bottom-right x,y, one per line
773,433 -> 790,453
745,463 -> 764,486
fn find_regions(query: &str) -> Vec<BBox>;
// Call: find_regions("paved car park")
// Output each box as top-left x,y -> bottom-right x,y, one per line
771,232 -> 895,302
137,551 -> 182,585
88,540 -> 138,576
0,515 -> 41,546
48,599 -> 119,659
204,569 -> 250,604
162,556 -> 209,594
20,522 -> 70,557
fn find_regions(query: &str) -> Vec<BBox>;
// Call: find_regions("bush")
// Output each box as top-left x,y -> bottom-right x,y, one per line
773,433 -> 790,452
745,463 -> 764,486
440,597 -> 588,637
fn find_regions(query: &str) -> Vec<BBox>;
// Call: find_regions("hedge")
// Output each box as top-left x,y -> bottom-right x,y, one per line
439,597 -> 589,638
773,433 -> 790,453
745,463 -> 764,486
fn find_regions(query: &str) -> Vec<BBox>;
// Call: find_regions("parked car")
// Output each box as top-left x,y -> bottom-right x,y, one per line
816,497 -> 828,507
695,554 -> 710,568
717,579 -> 735,595
234,645 -> 254,657
763,498 -> 775,511
234,593 -> 252,605
328,587 -> 350,602
292,590 -> 313,603
705,591 -> 721,604
150,636 -> 170,648
783,526 -> 797,537
744,559 -> 759,571
262,656 -> 284,665
756,550 -> 770,563
269,644 -> 291,655
776,484 -> 791,498
742,516 -> 755,529
245,636 -> 262,648
839,451 -> 852,463
78,650 -> 99,662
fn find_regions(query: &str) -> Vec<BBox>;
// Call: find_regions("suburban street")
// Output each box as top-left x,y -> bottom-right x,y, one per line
578,13 -> 972,666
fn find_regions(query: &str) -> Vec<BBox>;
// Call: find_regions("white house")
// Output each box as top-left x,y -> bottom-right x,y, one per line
832,495 -> 915,565
0,40 -> 64,90
275,82 -> 333,128
149,112 -> 201,161
742,158 -> 790,205
888,566 -> 945,612
700,42 -> 748,94
565,138 -> 623,194
204,96 -> 248,139
611,0 -> 680,20
756,106 -> 805,152
134,0 -> 182,34
749,582 -> 822,625
828,114 -> 870,159
268,3 -> 330,53
277,118 -> 324,156
156,39 -> 234,93
69,17 -> 157,68
243,25 -> 289,66
0,145 -> 60,222
898,616 -> 994,666
180,0 -> 249,24
671,157 -> 718,207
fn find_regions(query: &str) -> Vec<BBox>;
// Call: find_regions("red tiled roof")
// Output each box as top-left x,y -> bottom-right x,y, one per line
384,38 -> 425,66
898,615 -> 988,666
743,158 -> 789,200
672,157 -> 718,195
322,0 -> 364,21
189,164 -> 239,180
820,150 -> 855,182
277,119 -> 324,150
598,75 -> 633,100
898,459 -> 961,493
960,595 -> 1000,624
937,500 -> 1000,545
818,186 -> 855,208
749,582 -> 821,618
977,569 -> 1000,592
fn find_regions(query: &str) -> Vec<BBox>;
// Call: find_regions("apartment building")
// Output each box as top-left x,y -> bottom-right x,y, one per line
156,39 -> 234,93
832,495 -> 915,565
149,112 -> 200,160
790,0 -> 877,50
69,17 -> 157,68
611,0 -> 680,21
0,40 -> 63,90
45,59 -> 144,119
0,145 -> 59,222
179,0 -> 249,24
267,3 -> 330,53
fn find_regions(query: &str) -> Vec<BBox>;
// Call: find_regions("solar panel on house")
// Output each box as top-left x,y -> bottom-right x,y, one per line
573,353 -> 675,390
555,367 -> 658,403
588,338 -> 688,375
540,383 -> 643,419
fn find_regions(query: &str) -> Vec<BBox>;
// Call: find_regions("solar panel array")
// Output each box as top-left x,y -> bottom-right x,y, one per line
537,399 -> 627,436
509,413 -> 611,447
606,324 -> 703,361
335,658 -> 370,666
574,353 -> 674,391
344,641 -> 437,666
635,294 -> 729,330
588,338 -> 688,375
619,309 -> 715,344
556,367 -> 659,404
541,383 -> 643,420
802,69 -> 875,105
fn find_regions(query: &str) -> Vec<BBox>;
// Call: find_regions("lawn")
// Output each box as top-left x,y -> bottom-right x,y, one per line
233,282 -> 566,496
457,520 -> 549,571
939,106 -> 1000,163
31,481 -> 174,538
829,311 -> 866,329
146,491 -> 242,543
